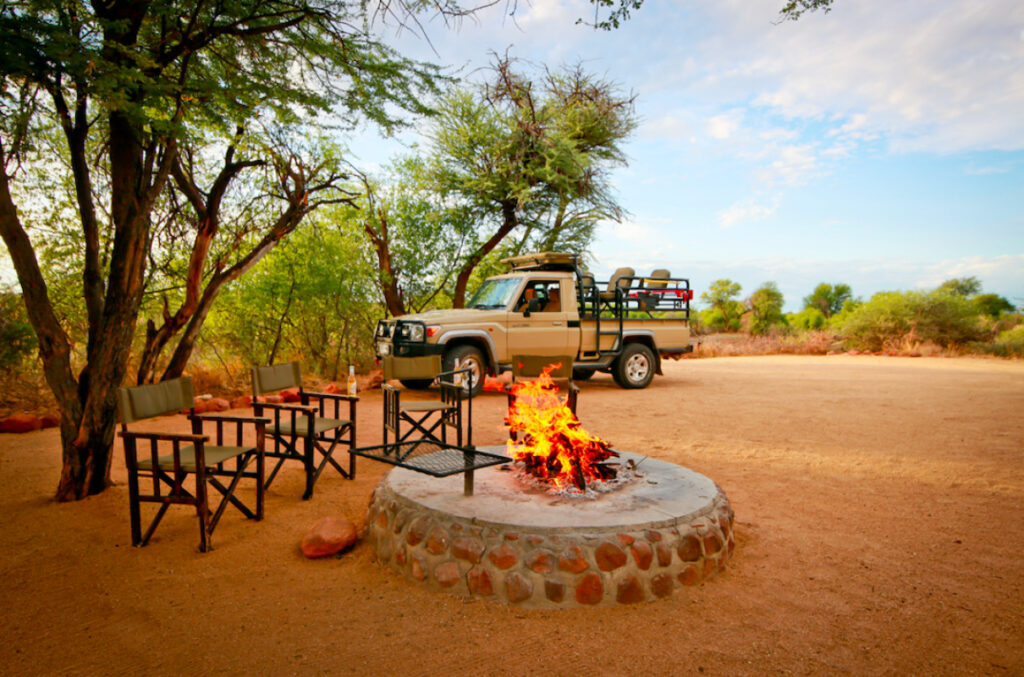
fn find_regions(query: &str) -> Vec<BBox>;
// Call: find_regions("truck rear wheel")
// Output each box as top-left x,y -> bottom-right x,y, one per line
613,343 -> 656,389
443,345 -> 486,396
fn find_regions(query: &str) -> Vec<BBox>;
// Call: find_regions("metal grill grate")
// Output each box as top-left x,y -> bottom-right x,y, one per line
352,442 -> 508,478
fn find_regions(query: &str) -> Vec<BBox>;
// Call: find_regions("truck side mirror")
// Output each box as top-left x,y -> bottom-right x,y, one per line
523,297 -> 541,317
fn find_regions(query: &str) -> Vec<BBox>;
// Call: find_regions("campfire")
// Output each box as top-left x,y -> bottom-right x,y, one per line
485,364 -> 626,493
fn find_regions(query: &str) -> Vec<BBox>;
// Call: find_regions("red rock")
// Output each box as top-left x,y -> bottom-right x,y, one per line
595,541 -> 627,571
0,414 -> 42,434
678,565 -> 700,586
630,541 -> 653,570
300,516 -> 357,558
651,573 -> 674,598
392,509 -> 412,534
323,383 -> 342,394
558,545 -> 589,574
575,572 -> 604,605
616,532 -> 635,546
656,543 -> 673,567
486,543 -> 517,569
191,399 -> 212,414
395,548 -> 407,567
452,536 -> 485,564
410,555 -> 427,581
504,532 -> 520,541
434,561 -> 460,588
526,535 -> 544,546
230,395 -> 252,409
365,370 -> 384,389
544,580 -> 565,603
264,394 -> 284,404
425,526 -> 451,555
702,532 -> 722,556
208,398 -> 229,412
39,414 -> 60,429
406,516 -> 430,546
376,510 -> 388,529
703,558 -> 718,579
282,388 -> 301,403
467,566 -> 494,596
527,550 -> 554,574
616,576 -> 644,604
505,572 -> 534,603
645,530 -> 663,542
677,533 -> 702,562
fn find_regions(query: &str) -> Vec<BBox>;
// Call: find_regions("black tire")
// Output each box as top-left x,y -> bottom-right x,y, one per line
443,344 -> 487,396
572,367 -> 596,381
399,378 -> 434,390
612,343 -> 656,389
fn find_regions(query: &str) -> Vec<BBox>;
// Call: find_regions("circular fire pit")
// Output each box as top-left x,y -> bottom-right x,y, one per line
364,449 -> 734,607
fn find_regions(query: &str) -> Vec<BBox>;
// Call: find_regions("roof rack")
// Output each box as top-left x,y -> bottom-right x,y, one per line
500,251 -> 580,272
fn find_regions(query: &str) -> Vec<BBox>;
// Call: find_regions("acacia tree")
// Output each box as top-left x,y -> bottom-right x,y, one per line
0,0 -> 442,501
427,57 -> 638,308
803,282 -> 852,319
135,127 -> 355,385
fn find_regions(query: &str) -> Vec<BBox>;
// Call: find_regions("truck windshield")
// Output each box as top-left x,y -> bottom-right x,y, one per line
468,278 -> 520,309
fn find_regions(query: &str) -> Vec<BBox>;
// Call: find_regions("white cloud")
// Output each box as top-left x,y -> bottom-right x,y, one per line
717,197 -> 779,228
707,112 -> 741,140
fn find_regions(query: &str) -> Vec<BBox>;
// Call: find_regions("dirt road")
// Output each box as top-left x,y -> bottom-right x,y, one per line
1,355 -> 1021,675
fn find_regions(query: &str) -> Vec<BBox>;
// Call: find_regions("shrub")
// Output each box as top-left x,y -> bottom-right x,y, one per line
0,291 -> 38,370
985,325 -> 1024,357
838,290 -> 985,351
789,307 -> 826,331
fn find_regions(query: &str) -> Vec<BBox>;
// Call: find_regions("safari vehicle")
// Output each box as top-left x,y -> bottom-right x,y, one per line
374,252 -> 694,393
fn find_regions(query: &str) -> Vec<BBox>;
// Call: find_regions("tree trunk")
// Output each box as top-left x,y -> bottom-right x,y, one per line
452,200 -> 518,308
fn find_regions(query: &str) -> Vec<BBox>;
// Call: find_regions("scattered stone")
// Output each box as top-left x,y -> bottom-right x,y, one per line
323,383 -> 342,394
40,414 -> 60,429
301,516 -> 357,558
264,395 -> 284,404
207,398 -> 230,412
0,414 -> 42,434
281,388 -> 301,403
230,395 -> 252,409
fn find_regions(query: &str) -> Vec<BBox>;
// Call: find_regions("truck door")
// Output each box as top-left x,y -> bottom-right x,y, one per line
506,278 -> 578,365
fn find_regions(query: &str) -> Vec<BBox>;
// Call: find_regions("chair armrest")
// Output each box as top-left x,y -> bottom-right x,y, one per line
304,391 -> 359,403
259,402 -> 318,414
190,413 -> 271,425
118,431 -> 208,443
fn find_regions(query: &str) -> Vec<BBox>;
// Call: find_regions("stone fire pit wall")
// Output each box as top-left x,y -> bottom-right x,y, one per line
364,451 -> 735,608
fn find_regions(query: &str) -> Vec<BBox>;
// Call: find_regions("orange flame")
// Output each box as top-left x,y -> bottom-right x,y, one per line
491,363 -> 616,490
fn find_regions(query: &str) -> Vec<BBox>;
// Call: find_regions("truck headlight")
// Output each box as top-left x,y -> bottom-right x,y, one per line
400,323 -> 425,342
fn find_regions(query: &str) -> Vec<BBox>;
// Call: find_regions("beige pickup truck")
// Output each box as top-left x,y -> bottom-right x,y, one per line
374,252 -> 694,393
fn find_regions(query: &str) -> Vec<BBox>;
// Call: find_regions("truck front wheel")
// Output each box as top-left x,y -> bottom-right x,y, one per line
443,345 -> 486,395
613,343 -> 656,389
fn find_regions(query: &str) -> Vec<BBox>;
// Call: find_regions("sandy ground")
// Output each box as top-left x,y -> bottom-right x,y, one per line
0,355 -> 1022,676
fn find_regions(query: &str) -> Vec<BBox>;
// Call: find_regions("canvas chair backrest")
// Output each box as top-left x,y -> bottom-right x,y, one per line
119,377 -> 194,424
252,362 -> 302,396
647,269 -> 671,289
606,267 -> 635,293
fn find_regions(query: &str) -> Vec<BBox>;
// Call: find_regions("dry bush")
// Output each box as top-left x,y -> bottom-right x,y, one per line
0,365 -> 57,417
692,331 -> 839,358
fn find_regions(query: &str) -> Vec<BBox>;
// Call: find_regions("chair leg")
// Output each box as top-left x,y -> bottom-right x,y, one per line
195,468 -> 211,552
127,471 -> 142,547
302,434 -> 315,500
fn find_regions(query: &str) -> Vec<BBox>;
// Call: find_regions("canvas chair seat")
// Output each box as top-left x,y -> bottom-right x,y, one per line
272,416 -> 353,437
399,400 -> 455,413
118,376 -> 266,553
252,361 -> 357,500
136,444 -> 251,472
600,267 -> 636,300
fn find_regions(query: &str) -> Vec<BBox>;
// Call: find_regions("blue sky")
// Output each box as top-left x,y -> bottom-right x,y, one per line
351,0 -> 1024,311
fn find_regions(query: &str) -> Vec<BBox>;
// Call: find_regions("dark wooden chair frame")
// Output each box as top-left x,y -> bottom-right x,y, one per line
118,378 -> 267,553
352,367 -> 508,496
251,362 -> 357,500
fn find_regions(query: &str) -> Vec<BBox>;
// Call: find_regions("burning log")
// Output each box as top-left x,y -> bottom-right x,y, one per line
485,364 -> 618,491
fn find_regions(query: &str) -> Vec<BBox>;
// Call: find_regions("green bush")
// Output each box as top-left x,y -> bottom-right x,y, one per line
0,291 -> 38,370
985,325 -> 1024,357
838,290 -> 984,351
789,307 -> 826,331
